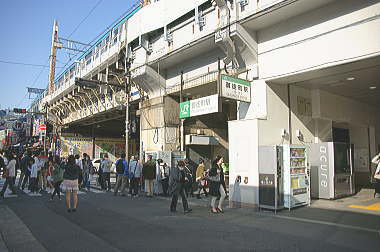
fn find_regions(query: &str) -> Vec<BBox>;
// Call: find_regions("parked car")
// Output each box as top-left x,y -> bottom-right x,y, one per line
92,158 -> 116,173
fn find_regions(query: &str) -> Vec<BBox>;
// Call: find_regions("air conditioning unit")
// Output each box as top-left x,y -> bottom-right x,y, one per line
166,32 -> 173,43
239,0 -> 248,7
131,50 -> 136,60
198,16 -> 206,27
147,44 -> 153,54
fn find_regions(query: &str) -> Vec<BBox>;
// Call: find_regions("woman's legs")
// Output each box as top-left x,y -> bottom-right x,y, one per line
218,185 -> 226,211
211,196 -> 217,211
57,181 -> 62,198
73,191 -> 78,209
52,181 -> 62,199
52,182 -> 57,198
66,190 -> 71,209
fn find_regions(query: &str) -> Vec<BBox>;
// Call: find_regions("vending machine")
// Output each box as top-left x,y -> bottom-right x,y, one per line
258,146 -> 284,211
282,145 -> 311,209
309,142 -> 354,199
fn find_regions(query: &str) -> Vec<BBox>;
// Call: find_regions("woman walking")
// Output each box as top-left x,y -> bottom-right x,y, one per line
51,156 -> 64,200
371,152 -> 380,198
209,155 -> 226,214
61,155 -> 81,212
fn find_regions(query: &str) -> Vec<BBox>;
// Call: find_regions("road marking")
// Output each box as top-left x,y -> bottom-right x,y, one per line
90,189 -> 105,194
260,213 -> 380,235
349,203 -> 380,211
4,194 -> 18,198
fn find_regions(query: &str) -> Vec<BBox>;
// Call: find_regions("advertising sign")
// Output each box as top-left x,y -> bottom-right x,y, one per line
61,137 -> 94,158
179,94 -> 219,119
220,74 -> 251,103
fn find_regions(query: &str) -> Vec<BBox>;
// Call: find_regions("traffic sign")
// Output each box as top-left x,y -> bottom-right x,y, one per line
40,124 -> 46,131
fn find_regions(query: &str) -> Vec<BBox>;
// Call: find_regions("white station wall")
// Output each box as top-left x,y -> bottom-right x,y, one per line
257,0 -> 380,80
228,119 -> 259,207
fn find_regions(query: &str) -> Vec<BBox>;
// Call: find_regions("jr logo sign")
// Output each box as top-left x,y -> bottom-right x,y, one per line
180,101 -> 190,118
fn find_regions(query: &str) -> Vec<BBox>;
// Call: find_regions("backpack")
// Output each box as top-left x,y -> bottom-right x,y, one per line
116,159 -> 124,174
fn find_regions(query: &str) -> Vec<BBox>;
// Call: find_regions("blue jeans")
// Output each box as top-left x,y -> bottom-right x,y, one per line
83,173 -> 90,189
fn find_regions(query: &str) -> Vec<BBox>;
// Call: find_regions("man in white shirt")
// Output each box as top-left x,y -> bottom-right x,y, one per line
29,158 -> 41,193
0,153 -> 17,197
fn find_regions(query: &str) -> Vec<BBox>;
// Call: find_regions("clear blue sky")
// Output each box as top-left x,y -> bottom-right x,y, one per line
0,0 -> 137,110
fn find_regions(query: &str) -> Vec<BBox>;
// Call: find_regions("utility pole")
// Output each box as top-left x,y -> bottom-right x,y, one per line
48,20 -> 59,95
125,65 -> 130,160
180,71 -> 184,152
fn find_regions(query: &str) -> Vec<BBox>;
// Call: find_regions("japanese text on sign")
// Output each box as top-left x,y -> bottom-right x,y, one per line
220,74 -> 251,103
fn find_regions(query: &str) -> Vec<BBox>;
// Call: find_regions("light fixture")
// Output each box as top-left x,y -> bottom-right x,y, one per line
369,86 -> 377,90
346,77 -> 355,81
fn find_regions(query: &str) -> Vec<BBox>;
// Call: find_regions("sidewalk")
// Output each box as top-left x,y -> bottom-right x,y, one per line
0,205 -> 47,252
310,188 -> 380,215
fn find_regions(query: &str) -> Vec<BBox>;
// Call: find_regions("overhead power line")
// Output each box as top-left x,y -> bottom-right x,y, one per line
15,59 -> 50,108
55,0 -> 104,78
0,59 -> 63,68
67,0 -> 103,39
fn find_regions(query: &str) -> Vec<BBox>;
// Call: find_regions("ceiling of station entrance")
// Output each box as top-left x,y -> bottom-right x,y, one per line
276,56 -> 380,107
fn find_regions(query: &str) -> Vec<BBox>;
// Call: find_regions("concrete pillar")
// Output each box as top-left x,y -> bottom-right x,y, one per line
139,96 -> 180,154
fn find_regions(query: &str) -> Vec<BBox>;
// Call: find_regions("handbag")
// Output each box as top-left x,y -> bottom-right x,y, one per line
374,173 -> 380,180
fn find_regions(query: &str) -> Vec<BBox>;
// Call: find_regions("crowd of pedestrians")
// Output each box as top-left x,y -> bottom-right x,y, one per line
0,148 -> 228,214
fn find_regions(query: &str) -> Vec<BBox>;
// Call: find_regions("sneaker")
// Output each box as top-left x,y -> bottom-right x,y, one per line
67,209 -> 72,213
72,209 -> 77,213
170,209 -> 177,213
184,209 -> 193,214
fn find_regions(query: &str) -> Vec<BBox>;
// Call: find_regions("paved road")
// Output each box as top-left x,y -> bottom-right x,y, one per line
0,189 -> 379,252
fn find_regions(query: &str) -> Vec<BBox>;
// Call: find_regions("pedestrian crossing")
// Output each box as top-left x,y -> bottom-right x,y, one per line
0,178 -> 105,199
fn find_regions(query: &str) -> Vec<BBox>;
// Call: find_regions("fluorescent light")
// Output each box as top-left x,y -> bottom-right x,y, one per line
346,77 -> 355,81
369,86 -> 377,90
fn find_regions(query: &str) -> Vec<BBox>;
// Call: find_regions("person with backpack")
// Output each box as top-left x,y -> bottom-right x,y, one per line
51,156 -> 64,200
114,153 -> 129,196
0,153 -> 17,197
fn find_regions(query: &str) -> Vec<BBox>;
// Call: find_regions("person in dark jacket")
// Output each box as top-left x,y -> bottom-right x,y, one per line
169,160 -> 192,213
19,152 -> 33,189
51,156 -> 64,200
61,155 -> 81,213
142,155 -> 156,197
209,155 -> 226,214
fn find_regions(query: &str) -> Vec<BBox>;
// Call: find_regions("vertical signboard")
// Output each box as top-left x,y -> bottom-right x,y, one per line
220,74 -> 251,103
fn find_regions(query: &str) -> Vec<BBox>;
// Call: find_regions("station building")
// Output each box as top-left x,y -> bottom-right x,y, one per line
32,0 -> 380,207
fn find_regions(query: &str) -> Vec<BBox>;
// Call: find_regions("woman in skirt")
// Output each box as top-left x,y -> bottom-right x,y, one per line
371,153 -> 380,198
62,155 -> 81,212
208,155 -> 226,214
